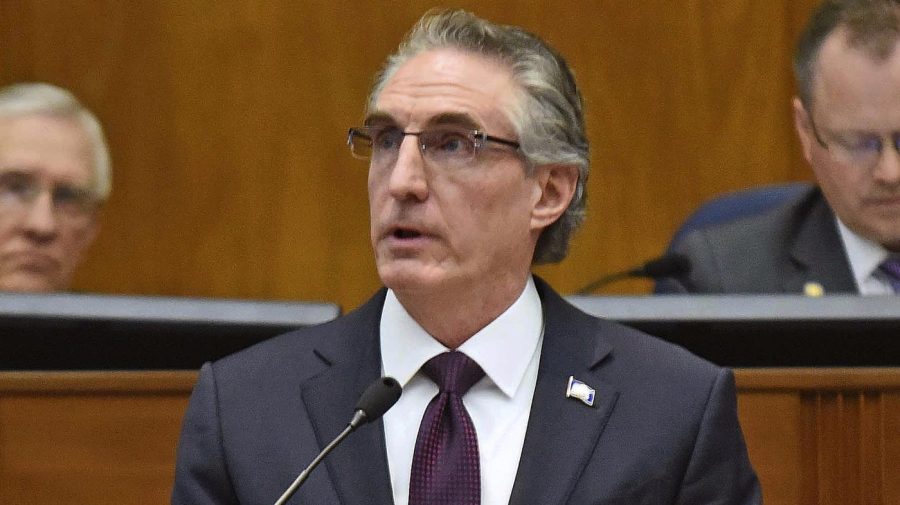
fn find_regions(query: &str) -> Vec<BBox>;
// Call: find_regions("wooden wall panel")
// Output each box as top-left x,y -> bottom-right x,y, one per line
0,1 -> 822,307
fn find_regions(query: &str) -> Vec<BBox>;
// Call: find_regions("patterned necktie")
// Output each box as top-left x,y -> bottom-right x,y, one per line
879,257 -> 900,293
409,351 -> 485,505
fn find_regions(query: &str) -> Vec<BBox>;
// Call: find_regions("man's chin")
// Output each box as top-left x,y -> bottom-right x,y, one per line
858,220 -> 900,252
0,273 -> 60,293
878,234 -> 900,253
377,263 -> 447,293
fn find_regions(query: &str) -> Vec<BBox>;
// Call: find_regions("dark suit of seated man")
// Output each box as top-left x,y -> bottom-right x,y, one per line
171,9 -> 761,505
665,0 -> 900,296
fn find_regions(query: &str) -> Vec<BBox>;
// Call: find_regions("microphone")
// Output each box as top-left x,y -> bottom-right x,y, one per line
273,376 -> 402,505
576,253 -> 691,294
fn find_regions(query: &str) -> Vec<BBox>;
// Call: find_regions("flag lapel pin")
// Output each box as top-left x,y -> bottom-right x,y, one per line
566,375 -> 596,407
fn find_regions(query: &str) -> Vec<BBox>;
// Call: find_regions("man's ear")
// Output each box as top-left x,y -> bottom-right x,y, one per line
78,211 -> 101,254
793,97 -> 815,165
530,164 -> 580,231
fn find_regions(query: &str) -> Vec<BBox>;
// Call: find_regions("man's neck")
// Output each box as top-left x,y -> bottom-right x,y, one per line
393,273 -> 531,348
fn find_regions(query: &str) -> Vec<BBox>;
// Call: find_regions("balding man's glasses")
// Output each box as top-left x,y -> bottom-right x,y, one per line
809,117 -> 900,169
347,125 -> 520,168
0,170 -> 97,226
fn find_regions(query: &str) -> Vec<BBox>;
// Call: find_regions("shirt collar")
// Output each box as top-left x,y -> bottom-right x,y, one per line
835,217 -> 889,287
380,275 -> 543,399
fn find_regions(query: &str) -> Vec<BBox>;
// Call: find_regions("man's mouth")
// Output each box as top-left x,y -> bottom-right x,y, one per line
2,251 -> 59,272
393,228 -> 423,239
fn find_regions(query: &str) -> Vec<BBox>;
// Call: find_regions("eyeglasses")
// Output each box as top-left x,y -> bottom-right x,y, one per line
809,116 -> 900,169
347,125 -> 520,168
0,170 -> 98,226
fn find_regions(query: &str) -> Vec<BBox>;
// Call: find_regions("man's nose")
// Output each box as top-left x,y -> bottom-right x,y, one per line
387,136 -> 429,201
21,191 -> 59,240
873,144 -> 900,186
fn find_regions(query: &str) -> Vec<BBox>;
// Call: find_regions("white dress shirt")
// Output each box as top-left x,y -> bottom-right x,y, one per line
380,276 -> 544,505
835,218 -> 895,295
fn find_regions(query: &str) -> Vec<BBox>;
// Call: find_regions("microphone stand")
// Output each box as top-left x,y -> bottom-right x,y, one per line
273,422 -> 357,505
272,377 -> 400,505
575,271 -> 634,295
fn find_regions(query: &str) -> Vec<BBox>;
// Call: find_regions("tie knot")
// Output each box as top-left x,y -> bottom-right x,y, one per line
423,351 -> 484,395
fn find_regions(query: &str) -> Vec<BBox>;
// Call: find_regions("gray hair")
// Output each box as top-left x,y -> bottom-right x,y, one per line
795,0 -> 900,110
367,9 -> 590,264
0,82 -> 112,202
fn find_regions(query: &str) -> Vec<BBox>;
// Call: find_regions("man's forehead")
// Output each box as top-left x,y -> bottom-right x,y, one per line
811,30 -> 900,121
0,115 -> 94,184
370,48 -> 519,132
0,114 -> 89,146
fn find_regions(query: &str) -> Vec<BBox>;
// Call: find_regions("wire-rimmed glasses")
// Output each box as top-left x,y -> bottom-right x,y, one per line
809,117 -> 900,169
347,125 -> 520,168
0,169 -> 98,227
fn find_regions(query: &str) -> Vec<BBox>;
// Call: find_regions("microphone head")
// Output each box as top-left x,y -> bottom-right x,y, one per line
637,253 -> 692,278
354,377 -> 402,423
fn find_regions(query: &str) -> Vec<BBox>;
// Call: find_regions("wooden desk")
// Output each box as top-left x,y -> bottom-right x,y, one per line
736,368 -> 900,505
1,369 -> 898,504
0,372 -> 195,504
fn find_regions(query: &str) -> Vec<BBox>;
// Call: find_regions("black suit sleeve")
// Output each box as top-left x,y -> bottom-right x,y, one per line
675,369 -> 762,504
171,362 -> 240,505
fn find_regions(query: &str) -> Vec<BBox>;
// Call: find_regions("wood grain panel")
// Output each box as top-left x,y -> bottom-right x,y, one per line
0,372 -> 195,505
0,368 -> 898,504
735,369 -> 900,505
0,1 -> 820,307
884,393 -> 900,501
734,391 -> 802,505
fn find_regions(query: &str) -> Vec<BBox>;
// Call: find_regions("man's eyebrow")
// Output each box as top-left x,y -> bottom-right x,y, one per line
363,112 -> 396,127
426,112 -> 480,130
0,167 -> 32,178
362,112 -> 482,130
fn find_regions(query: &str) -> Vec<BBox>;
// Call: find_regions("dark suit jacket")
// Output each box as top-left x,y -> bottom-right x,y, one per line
662,186 -> 857,294
172,278 -> 761,504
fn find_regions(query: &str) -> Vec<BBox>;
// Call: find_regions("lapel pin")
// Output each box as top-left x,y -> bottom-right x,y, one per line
803,282 -> 824,297
566,376 -> 595,407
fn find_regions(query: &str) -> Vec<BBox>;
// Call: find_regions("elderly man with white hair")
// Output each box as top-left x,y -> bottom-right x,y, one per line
0,82 -> 111,292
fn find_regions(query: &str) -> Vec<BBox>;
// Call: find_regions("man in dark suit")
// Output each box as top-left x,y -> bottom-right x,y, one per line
665,185 -> 858,294
666,0 -> 900,295
172,9 -> 761,505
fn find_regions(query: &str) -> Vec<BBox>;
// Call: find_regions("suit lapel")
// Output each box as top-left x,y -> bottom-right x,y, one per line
786,190 -> 857,293
300,290 -> 396,505
509,279 -> 618,505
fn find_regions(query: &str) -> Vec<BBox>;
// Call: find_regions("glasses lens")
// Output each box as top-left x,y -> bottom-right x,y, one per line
0,170 -> 96,224
421,127 -> 478,166
348,128 -> 373,159
367,126 -> 405,166
53,185 -> 96,219
831,136 -> 882,168
0,171 -> 37,208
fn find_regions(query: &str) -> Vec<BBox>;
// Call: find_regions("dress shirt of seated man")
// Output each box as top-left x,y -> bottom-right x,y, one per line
666,0 -> 900,295
172,9 -> 761,505
0,82 -> 111,292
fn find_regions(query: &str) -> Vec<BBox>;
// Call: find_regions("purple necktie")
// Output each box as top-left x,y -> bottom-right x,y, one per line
409,351 -> 485,505
879,257 -> 900,293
